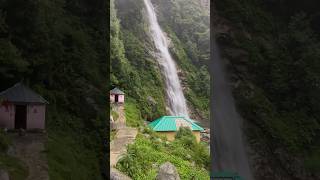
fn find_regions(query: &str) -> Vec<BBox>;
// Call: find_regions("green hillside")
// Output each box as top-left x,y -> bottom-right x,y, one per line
110,0 -> 210,179
111,0 -> 209,122
214,0 -> 320,178
0,0 -> 107,179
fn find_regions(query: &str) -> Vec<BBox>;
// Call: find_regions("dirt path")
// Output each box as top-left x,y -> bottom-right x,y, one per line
110,104 -> 138,167
110,127 -> 138,167
113,105 -> 126,129
9,133 -> 49,180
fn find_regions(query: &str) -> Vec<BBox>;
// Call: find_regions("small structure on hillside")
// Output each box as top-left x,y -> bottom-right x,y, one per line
0,83 -> 49,130
110,88 -> 125,104
148,116 -> 204,142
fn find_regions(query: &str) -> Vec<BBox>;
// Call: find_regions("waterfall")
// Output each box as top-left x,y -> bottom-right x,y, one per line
211,37 -> 254,179
143,0 -> 189,117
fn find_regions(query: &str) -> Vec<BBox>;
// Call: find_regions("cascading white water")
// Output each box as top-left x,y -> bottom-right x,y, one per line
212,38 -> 254,179
143,0 -> 189,117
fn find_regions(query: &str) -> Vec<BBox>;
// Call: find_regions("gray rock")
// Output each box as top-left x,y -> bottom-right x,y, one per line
147,96 -> 157,105
144,134 -> 151,139
152,163 -> 158,169
6,145 -> 15,156
110,168 -> 132,180
0,169 -> 9,180
186,154 -> 191,160
156,162 -> 180,180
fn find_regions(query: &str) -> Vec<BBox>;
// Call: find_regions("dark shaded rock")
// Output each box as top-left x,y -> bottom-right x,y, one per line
6,145 -> 15,156
156,162 -> 180,180
0,169 -> 9,180
18,129 -> 26,136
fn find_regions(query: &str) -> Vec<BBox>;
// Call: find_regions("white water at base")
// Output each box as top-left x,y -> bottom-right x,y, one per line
143,0 -> 189,117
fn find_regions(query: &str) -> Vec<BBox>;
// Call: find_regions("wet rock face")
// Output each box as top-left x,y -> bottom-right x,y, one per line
156,162 -> 180,180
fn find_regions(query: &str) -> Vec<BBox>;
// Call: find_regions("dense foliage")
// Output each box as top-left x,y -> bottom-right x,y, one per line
111,0 -> 210,121
117,127 -> 210,179
111,0 -> 166,121
0,0 -> 107,179
154,0 -> 210,119
0,130 -> 28,180
215,0 -> 320,177
111,2 -> 210,178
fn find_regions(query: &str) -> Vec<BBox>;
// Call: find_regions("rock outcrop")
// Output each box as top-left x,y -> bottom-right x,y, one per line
156,162 -> 180,180
0,169 -> 9,180
110,168 -> 132,180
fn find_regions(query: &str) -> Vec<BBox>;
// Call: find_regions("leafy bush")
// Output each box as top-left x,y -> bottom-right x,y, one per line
216,0 -> 320,175
0,129 -> 10,152
175,127 -> 196,147
117,133 -> 209,179
0,154 -> 28,180
125,98 -> 143,127
111,110 -> 119,121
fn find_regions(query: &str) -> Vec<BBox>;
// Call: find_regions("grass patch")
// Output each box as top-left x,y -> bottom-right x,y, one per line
0,154 -> 28,180
47,130 -> 102,180
0,130 -> 28,180
110,130 -> 116,142
111,110 -> 119,121
117,128 -> 210,179
305,148 -> 320,173
125,98 -> 143,127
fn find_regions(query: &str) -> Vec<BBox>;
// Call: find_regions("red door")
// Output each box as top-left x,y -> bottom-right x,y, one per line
115,95 -> 119,102
15,105 -> 27,129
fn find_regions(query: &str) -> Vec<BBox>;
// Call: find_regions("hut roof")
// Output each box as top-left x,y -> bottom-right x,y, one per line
0,82 -> 49,104
148,116 -> 204,132
110,88 -> 125,95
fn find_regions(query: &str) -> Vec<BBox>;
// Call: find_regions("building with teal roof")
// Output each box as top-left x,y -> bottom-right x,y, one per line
148,116 -> 204,142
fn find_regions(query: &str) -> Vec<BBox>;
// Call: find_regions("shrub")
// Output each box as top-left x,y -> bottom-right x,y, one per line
117,134 -> 209,179
0,129 -> 10,152
175,127 -> 196,147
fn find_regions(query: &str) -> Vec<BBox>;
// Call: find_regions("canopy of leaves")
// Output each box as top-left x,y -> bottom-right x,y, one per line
0,0 -> 107,179
215,0 -> 320,175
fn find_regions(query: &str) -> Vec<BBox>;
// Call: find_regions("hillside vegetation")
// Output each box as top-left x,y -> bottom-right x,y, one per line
0,0 -> 107,179
117,127 -> 210,179
0,130 -> 28,180
153,0 -> 210,120
214,0 -> 320,178
111,0 -> 210,179
111,0 -> 210,122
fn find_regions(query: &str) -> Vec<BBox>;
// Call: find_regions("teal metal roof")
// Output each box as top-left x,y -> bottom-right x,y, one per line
148,116 -> 204,132
211,171 -> 245,180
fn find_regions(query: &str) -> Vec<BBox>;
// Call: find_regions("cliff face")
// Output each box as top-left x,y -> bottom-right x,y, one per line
111,0 -> 210,125
213,0 -> 320,179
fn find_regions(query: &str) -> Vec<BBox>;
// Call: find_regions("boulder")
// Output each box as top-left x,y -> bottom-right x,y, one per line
18,129 -> 26,136
6,145 -> 15,156
0,169 -> 9,180
156,162 -> 180,180
110,168 -> 131,180
147,96 -> 157,105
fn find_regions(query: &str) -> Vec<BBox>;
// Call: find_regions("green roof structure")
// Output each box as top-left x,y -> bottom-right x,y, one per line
148,116 -> 204,132
211,171 -> 245,180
